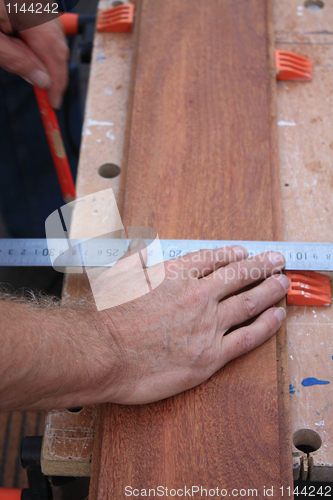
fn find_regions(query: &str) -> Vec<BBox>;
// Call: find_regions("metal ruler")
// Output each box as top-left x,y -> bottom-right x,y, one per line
0,239 -> 332,271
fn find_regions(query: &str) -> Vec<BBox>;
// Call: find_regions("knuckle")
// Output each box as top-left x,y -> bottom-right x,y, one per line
239,328 -> 256,352
261,314 -> 276,335
240,293 -> 258,317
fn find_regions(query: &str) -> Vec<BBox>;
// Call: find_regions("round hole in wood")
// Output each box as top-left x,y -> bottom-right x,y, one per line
304,0 -> 324,9
67,407 -> 84,413
98,163 -> 121,179
112,1 -> 124,6
293,429 -> 322,454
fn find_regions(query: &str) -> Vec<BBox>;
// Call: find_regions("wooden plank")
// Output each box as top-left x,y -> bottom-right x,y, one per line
90,0 -> 292,497
274,0 -> 333,481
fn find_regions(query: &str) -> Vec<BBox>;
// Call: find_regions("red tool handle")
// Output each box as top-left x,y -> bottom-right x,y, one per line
33,87 -> 76,202
0,488 -> 23,499
19,34 -> 76,202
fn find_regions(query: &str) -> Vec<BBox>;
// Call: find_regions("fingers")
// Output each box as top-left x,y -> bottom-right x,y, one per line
0,32 -> 51,87
204,251 -> 286,301
20,19 -> 69,108
218,273 -> 290,331
165,245 -> 248,280
221,306 -> 286,365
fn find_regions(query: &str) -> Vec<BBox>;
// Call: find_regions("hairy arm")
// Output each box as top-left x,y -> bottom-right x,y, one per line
0,295 -> 115,411
0,247 -> 290,412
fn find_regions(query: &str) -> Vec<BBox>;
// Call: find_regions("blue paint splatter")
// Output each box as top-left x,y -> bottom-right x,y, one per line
97,56 -> 106,61
289,384 -> 296,394
301,377 -> 330,387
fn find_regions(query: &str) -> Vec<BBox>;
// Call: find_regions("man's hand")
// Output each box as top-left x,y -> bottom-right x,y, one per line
0,246 -> 290,411
88,246 -> 289,405
0,2 -> 69,108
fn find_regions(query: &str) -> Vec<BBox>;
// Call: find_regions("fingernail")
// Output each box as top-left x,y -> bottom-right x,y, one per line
129,238 -> 139,249
274,307 -> 286,323
268,251 -> 285,267
232,245 -> 248,259
275,273 -> 291,290
25,69 -> 51,89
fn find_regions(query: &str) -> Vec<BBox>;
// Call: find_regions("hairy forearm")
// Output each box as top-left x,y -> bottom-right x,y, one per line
0,247 -> 289,411
0,294 -> 115,411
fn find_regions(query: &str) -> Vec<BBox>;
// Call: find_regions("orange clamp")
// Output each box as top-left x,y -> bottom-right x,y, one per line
286,271 -> 331,307
97,4 -> 134,33
275,50 -> 312,81
59,12 -> 79,35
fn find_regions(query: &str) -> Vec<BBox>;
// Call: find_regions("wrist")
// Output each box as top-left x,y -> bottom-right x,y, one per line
0,299 -> 119,411
34,306 -> 120,410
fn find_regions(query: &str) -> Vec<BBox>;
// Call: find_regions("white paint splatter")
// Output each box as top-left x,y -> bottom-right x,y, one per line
290,355 -> 294,360
106,130 -> 116,141
278,120 -> 296,126
96,139 -> 102,143
305,179 -> 317,187
315,421 -> 325,426
85,129 -> 92,135
102,216 -> 109,222
87,119 -> 114,127
104,88 -> 114,95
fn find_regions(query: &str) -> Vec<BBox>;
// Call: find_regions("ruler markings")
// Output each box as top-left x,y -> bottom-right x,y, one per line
0,239 -> 332,271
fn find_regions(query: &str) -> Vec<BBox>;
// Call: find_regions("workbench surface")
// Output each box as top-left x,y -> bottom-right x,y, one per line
40,0 -> 333,482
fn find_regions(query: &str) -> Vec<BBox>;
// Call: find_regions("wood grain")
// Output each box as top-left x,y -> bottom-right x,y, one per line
91,0 -> 292,498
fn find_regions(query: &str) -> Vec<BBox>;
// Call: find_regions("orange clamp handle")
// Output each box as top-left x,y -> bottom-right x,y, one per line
275,49 -> 312,81
286,271 -> 331,307
59,12 -> 79,35
97,4 -> 134,33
